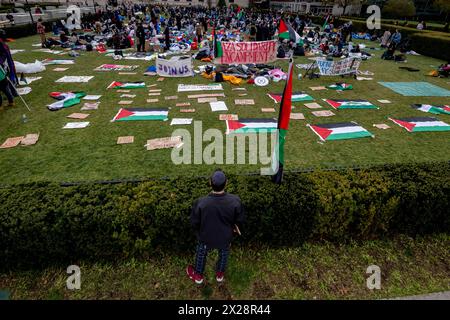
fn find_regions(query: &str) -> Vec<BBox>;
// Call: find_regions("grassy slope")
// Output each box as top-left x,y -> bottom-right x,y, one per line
0,34 -> 449,185
0,235 -> 448,300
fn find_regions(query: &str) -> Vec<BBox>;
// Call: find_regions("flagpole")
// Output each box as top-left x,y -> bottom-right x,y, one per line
0,64 -> 32,112
271,58 -> 294,184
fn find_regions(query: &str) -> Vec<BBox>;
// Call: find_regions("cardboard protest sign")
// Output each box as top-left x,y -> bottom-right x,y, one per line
198,97 -> 217,103
145,136 -> 183,150
117,136 -> 134,144
95,64 -> 139,72
188,93 -> 225,99
0,137 -> 24,149
81,102 -> 100,111
180,108 -> 196,113
178,84 -> 223,92
156,56 -> 193,77
176,102 -> 191,107
147,99 -> 159,103
290,113 -> 305,120
170,118 -> 193,125
235,99 -> 255,105
215,40 -> 278,65
304,102 -> 322,109
219,114 -> 238,121
67,113 -> 89,119
262,108 -> 276,113
312,110 -> 335,117
210,101 -> 228,112
373,123 -> 390,129
316,57 -> 361,76
55,76 -> 94,83
21,133 -> 39,146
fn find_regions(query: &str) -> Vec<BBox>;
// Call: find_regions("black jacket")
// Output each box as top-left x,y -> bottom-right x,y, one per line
191,192 -> 244,249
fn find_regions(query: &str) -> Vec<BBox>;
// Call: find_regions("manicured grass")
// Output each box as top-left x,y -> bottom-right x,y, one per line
1,34 -> 449,185
0,235 -> 448,299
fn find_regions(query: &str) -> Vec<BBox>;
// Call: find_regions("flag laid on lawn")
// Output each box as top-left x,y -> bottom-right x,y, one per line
411,104 -> 450,115
278,20 -> 301,44
107,81 -> 145,89
308,122 -> 374,141
272,62 -> 294,184
111,108 -> 169,121
225,118 -> 278,134
389,117 -> 450,132
47,91 -> 86,111
268,92 -> 313,103
323,99 -> 378,109
327,83 -> 353,90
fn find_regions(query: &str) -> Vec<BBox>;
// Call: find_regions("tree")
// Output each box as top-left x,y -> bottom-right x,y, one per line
383,0 -> 416,18
434,0 -> 450,20
217,0 -> 226,8
335,0 -> 362,16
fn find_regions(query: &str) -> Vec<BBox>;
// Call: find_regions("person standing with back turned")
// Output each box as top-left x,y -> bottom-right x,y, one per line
186,170 -> 245,284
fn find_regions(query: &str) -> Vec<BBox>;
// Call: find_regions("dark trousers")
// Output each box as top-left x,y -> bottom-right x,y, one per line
195,243 -> 230,275
0,79 -> 14,105
137,38 -> 145,52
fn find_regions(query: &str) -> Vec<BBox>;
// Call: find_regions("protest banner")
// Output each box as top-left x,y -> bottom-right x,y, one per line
156,56 -> 193,77
215,40 -> 278,65
316,57 -> 361,76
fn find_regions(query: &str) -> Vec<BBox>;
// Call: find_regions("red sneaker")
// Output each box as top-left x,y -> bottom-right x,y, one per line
216,271 -> 225,283
186,265 -> 204,284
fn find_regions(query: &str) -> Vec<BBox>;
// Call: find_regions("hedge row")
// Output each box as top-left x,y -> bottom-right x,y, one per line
2,19 -> 59,39
315,17 -> 450,61
0,162 -> 449,270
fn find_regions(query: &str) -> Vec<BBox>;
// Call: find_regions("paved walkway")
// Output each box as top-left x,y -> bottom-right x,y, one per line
390,291 -> 450,300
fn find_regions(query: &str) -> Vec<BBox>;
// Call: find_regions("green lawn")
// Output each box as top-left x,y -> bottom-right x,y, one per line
1,235 -> 449,299
1,34 -> 449,185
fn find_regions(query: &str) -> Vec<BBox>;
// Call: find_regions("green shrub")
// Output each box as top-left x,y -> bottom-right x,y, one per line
0,162 -> 449,270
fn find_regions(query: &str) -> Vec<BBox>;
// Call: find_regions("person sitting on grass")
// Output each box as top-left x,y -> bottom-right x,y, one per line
186,169 -> 245,285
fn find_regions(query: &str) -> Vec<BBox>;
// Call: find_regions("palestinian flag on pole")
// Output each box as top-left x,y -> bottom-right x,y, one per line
278,20 -> 301,44
322,15 -> 330,30
225,118 -> 278,134
213,27 -> 223,59
268,92 -> 313,103
308,122 -> 374,141
107,81 -> 145,89
47,91 -> 86,111
389,117 -> 450,132
111,108 -> 169,122
327,83 -> 353,90
323,99 -> 378,110
272,61 -> 294,184
411,104 -> 450,115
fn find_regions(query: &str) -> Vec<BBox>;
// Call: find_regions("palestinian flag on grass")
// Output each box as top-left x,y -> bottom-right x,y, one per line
389,117 -> 450,132
111,108 -> 169,122
327,83 -> 353,91
278,20 -> 301,44
268,92 -> 313,103
47,91 -> 86,111
308,122 -> 374,141
107,81 -> 145,89
225,118 -> 278,134
323,99 -> 378,110
411,104 -> 450,115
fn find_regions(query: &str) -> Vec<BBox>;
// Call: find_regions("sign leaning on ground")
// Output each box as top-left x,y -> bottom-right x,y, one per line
156,56 -> 193,77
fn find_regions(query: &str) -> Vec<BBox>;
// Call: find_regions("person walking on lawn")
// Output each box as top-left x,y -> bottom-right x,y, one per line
186,170 -> 244,285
